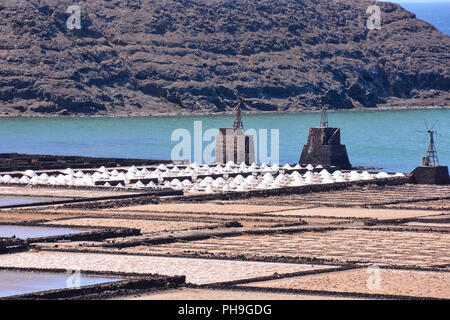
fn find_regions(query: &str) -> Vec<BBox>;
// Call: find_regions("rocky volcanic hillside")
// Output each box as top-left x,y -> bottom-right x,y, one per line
0,0 -> 448,116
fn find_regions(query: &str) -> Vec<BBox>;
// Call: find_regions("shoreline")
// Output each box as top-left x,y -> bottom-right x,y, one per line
0,105 -> 448,119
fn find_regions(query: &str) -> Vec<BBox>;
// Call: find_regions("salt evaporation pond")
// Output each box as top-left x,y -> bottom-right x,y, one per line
0,225 -> 87,239
0,270 -> 123,298
0,196 -> 50,207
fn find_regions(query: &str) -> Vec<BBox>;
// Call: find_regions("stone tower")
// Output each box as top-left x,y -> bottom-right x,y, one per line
215,99 -> 255,164
411,128 -> 449,185
299,107 -> 351,169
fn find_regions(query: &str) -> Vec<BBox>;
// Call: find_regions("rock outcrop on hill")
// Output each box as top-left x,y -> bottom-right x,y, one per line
0,0 -> 448,116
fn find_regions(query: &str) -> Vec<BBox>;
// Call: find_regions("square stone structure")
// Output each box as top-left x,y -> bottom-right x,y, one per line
411,166 -> 450,185
215,128 -> 255,165
299,127 -> 351,169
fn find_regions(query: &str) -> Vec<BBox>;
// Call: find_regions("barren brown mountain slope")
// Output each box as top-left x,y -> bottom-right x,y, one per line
0,0 -> 448,116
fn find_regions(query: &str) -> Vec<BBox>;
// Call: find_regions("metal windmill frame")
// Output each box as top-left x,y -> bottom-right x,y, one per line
233,98 -> 244,131
420,121 -> 440,167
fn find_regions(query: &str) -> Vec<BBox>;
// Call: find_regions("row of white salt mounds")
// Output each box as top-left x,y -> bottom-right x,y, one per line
183,173 -> 309,194
114,169 -> 403,191
0,167 -> 130,187
104,162 -> 320,181
54,162 -> 319,185
0,170 -> 392,188
172,169 -> 404,194
67,163 -> 254,184
0,163 -> 405,190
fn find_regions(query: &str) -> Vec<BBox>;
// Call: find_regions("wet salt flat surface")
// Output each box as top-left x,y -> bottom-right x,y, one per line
0,197 -> 48,207
0,225 -> 87,239
0,252 -> 334,285
0,270 -> 122,298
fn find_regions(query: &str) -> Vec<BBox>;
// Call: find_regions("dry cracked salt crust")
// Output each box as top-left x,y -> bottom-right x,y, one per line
404,222 -> 450,228
110,203 -> 299,214
144,229 -> 450,267
242,268 -> 450,299
89,210 -> 307,225
242,185 -> 450,208
0,213 -> 76,223
108,204 -> 448,221
118,288 -> 362,300
264,208 -> 447,220
0,251 -> 334,285
0,186 -> 130,198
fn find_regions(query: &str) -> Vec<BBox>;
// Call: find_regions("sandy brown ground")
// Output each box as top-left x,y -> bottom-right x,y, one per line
255,207 -> 448,220
25,208 -> 311,227
0,186 -> 134,199
112,203 -> 300,214
384,200 -> 450,210
404,222 -> 450,228
46,217 -> 295,229
243,268 -> 450,299
95,210 -> 308,225
108,203 -> 448,221
414,214 -> 450,220
0,212 -> 75,223
43,218 -> 219,233
120,288 -> 362,300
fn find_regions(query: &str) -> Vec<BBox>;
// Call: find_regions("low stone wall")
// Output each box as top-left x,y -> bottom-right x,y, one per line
0,153 -> 172,172
0,238 -> 28,254
26,227 -> 141,244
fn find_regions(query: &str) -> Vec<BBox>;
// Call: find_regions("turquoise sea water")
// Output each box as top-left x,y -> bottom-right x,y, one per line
0,109 -> 448,173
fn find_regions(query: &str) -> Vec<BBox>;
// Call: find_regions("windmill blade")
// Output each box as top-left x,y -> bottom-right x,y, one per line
415,130 -> 428,142
424,120 -> 430,131
430,120 -> 438,131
